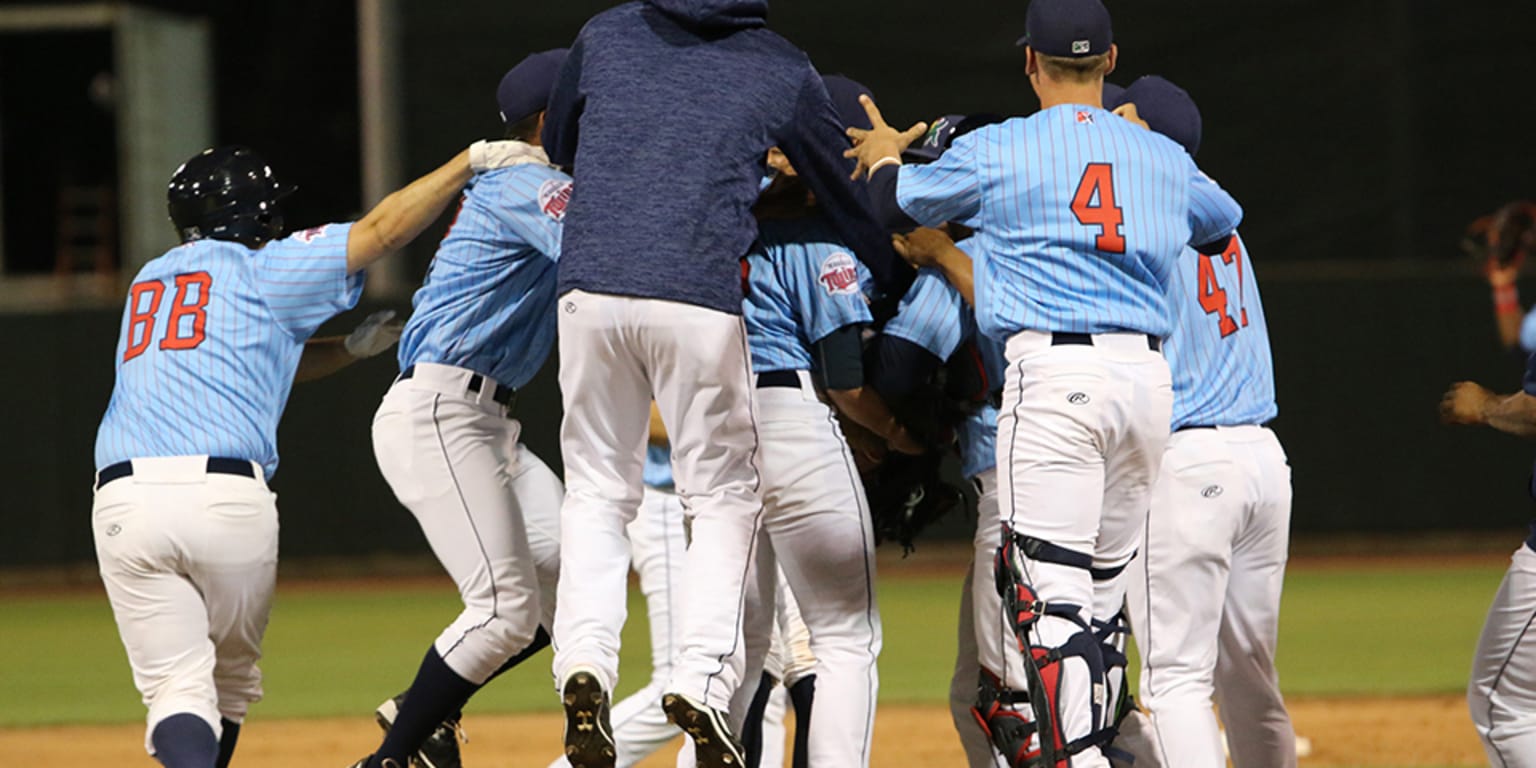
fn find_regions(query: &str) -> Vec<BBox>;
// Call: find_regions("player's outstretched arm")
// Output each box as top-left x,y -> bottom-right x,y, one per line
346,150 -> 474,274
295,310 -> 404,383
893,228 -> 975,306
1441,381 -> 1536,438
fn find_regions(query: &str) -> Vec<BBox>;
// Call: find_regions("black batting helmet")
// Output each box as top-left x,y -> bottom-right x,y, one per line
167,146 -> 291,248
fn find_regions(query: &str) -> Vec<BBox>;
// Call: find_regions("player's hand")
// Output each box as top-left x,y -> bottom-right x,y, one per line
892,227 -> 957,269
1112,103 -> 1150,130
469,140 -> 537,172
1486,253 -> 1524,288
844,94 -> 926,180
345,310 -> 405,358
1440,381 -> 1494,425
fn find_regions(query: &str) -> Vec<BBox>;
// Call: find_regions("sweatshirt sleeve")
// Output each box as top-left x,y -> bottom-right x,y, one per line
541,35 -> 587,167
775,68 -> 907,296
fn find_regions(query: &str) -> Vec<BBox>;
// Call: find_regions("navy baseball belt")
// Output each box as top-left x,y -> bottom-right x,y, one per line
95,457 -> 256,490
756,370 -> 803,389
398,365 -> 515,407
1050,331 -> 1160,352
1174,421 -> 1273,433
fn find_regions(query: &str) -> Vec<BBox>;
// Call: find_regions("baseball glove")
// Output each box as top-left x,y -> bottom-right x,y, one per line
864,449 -> 963,556
1463,201 -> 1536,269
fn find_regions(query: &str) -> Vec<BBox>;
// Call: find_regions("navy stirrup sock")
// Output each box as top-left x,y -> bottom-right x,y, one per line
487,625 -> 551,682
151,713 -> 219,768
368,648 -> 478,768
215,718 -> 241,768
788,675 -> 816,768
741,671 -> 776,768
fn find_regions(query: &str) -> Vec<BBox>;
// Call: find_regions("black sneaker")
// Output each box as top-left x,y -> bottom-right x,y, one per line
374,693 -> 466,768
662,692 -> 746,767
561,670 -> 616,768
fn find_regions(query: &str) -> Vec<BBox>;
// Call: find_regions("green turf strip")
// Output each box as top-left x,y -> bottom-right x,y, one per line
0,560 -> 1510,726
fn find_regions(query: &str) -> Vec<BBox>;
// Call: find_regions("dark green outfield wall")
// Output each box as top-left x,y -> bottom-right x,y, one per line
7,274 -> 1536,567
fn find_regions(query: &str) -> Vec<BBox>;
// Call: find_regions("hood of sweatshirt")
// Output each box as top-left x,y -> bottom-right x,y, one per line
644,0 -> 768,29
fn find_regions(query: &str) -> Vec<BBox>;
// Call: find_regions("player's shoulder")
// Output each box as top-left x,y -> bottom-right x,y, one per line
141,238 -> 248,276
474,163 -> 574,224
267,222 -> 353,251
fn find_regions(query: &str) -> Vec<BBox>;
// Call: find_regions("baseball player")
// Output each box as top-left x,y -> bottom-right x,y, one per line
350,51 -> 571,768
1442,369 -> 1536,765
92,141 -> 493,768
1102,76 -> 1295,768
847,0 -> 1244,763
541,2 -> 901,765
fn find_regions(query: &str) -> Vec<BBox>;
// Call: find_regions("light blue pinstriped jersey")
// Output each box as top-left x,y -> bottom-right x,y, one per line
398,159 -> 570,389
1165,233 -> 1277,429
743,216 -> 873,373
895,104 -> 1242,340
643,443 -> 674,489
95,223 -> 363,477
882,268 -> 1004,478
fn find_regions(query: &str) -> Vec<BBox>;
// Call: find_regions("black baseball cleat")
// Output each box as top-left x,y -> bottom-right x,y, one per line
662,692 -> 747,768
561,670 -> 616,768
374,693 -> 466,768
346,759 -> 408,768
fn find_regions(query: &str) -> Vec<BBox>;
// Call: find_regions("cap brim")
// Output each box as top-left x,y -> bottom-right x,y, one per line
1015,35 -> 1029,48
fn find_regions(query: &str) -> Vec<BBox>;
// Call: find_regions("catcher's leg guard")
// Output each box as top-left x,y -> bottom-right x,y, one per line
992,531 -> 1122,766
1093,610 -> 1135,764
972,667 -> 1040,767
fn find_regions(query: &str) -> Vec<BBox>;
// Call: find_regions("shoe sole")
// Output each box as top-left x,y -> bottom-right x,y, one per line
662,693 -> 745,768
562,672 -> 615,768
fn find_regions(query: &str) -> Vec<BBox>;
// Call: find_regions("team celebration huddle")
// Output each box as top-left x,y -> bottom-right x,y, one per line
89,0 -> 1312,766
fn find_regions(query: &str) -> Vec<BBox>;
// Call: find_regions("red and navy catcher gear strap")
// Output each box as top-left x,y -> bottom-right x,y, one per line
991,531 -> 1124,766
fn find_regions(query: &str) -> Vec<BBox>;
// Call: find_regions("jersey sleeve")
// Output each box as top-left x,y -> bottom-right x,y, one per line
895,133 -> 983,228
1187,163 -> 1244,248
491,167 -> 568,261
249,222 -> 364,340
784,238 -> 874,344
882,269 -> 968,359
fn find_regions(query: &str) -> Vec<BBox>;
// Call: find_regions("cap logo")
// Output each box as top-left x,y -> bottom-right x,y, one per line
1071,39 -> 1091,54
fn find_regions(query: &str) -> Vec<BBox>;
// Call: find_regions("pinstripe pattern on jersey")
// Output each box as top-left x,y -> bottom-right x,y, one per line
1164,233 -> 1277,429
882,268 -> 1003,478
95,223 -> 362,477
397,163 -> 569,390
743,216 -> 873,373
895,104 -> 1242,340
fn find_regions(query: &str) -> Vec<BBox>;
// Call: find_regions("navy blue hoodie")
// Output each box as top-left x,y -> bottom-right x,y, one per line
544,0 -> 900,315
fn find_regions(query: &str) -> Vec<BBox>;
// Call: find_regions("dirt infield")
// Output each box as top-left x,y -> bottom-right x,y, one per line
0,696 -> 1486,767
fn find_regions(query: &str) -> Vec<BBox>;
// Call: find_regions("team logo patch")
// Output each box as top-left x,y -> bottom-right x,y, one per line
1075,110 -> 1094,125
818,252 -> 860,295
294,225 -> 330,243
538,179 -> 573,222
1071,39 -> 1092,55
1067,392 -> 1090,405
1201,485 -> 1224,499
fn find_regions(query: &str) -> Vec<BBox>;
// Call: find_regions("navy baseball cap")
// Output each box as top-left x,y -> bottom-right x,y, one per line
1018,0 -> 1113,57
1102,81 -> 1126,107
497,49 -> 568,125
903,113 -> 1006,163
1105,75 -> 1202,156
822,74 -> 875,131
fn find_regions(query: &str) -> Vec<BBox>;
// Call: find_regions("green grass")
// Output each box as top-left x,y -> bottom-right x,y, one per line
0,560 -> 1511,727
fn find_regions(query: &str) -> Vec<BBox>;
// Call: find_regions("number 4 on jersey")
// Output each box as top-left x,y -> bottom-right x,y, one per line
1197,237 -> 1248,338
1072,163 -> 1126,254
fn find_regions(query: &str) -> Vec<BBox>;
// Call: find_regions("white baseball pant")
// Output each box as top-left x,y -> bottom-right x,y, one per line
1123,424 -> 1294,768
372,363 -> 563,684
552,290 -> 766,712
742,373 -> 882,768
548,485 -> 689,768
991,330 -> 1172,768
1470,542 -> 1536,766
92,456 -> 276,754
951,470 -> 1008,768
